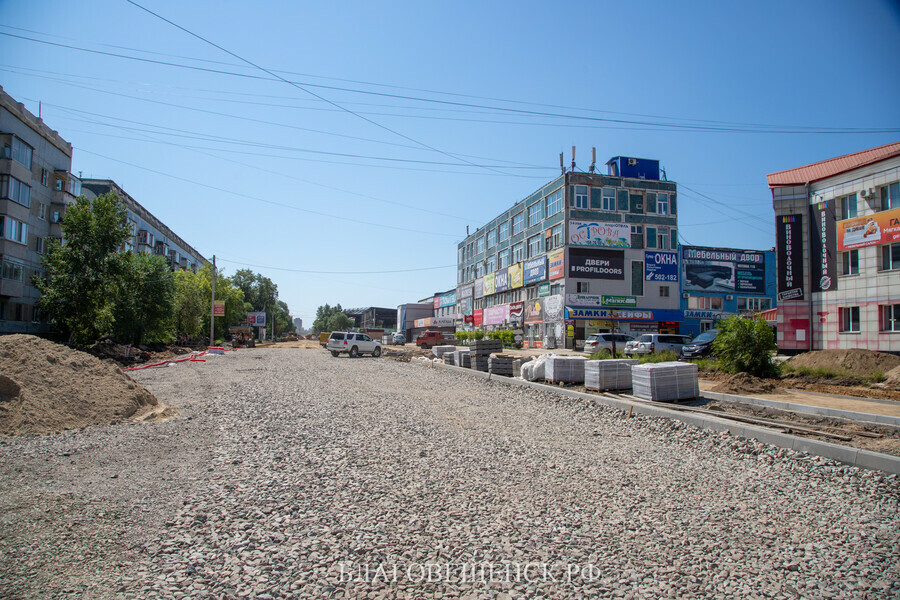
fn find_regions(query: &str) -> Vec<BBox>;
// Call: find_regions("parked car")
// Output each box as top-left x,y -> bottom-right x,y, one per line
624,334 -> 693,357
415,330 -> 456,349
680,329 -> 720,359
583,333 -> 634,355
326,331 -> 382,358
392,333 -> 406,345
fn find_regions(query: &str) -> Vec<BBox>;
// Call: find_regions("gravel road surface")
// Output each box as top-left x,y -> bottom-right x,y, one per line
1,348 -> 898,599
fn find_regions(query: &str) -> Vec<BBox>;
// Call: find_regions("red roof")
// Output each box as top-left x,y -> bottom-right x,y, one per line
757,308 -> 777,322
766,141 -> 900,187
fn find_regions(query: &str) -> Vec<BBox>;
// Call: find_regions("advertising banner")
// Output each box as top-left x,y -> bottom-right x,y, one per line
494,267 -> 509,293
247,311 -> 266,326
433,295 -> 440,309
568,248 -> 625,280
474,277 -> 483,299
548,249 -> 565,280
602,295 -> 637,307
566,294 -> 604,307
541,294 -> 565,323
776,214 -> 804,301
457,283 -> 474,299
538,283 -> 551,296
509,301 -> 524,324
509,263 -> 523,288
566,307 -> 654,321
524,299 -> 543,324
483,304 -> 509,326
523,256 -> 547,285
809,201 -> 837,293
837,206 -> 900,251
569,220 -> 631,248
682,246 -> 766,294
437,290 -> 456,308
213,300 -> 225,316
482,273 -> 495,296
473,309 -> 483,327
644,250 -> 679,282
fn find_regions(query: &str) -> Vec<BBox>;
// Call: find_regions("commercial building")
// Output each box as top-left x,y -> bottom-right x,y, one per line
343,306 -> 397,330
768,141 -> 900,353
0,86 -> 79,334
81,179 -> 209,273
457,155 -> 681,349
396,302 -> 434,340
678,245 -> 777,339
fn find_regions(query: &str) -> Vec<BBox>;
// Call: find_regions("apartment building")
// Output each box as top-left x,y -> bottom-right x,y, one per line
457,155 -> 681,349
0,86 -> 80,334
768,141 -> 900,353
81,179 -> 209,274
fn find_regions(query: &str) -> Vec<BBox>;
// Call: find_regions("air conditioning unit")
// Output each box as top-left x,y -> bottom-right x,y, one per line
627,158 -> 638,166
861,187 -> 876,199
726,295 -> 734,300
682,292 -> 689,299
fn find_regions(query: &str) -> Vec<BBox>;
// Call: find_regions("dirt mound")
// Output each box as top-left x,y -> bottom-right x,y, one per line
883,365 -> 900,389
0,334 -> 169,436
785,348 -> 900,378
712,372 -> 777,395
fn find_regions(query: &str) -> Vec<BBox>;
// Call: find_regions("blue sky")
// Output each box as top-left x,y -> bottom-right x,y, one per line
2,0 -> 899,327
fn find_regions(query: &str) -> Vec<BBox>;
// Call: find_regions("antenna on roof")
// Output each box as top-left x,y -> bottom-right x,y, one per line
559,152 -> 565,175
589,147 -> 596,173
571,146 -> 576,172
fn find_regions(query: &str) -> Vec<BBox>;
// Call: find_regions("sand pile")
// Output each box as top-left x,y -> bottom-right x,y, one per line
712,372 -> 777,395
785,348 -> 900,378
0,334 -> 168,436
883,366 -> 900,389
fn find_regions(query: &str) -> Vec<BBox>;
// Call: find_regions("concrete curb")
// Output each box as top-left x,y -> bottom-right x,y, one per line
413,360 -> 900,475
701,390 -> 900,429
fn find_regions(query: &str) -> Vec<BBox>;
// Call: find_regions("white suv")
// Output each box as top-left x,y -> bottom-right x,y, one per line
326,332 -> 382,358
624,334 -> 693,357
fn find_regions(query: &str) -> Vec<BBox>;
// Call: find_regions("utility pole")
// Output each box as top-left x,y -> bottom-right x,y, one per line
210,255 -> 216,346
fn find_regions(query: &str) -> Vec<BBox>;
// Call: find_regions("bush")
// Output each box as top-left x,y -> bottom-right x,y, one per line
472,330 -> 484,340
712,315 -> 777,378
455,331 -> 469,342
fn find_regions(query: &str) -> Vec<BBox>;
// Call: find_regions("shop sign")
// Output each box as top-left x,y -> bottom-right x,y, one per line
474,277 -> 483,299
569,220 -> 631,248
213,301 -> 225,316
776,214 -> 804,301
683,310 -> 726,319
541,294 -> 565,322
644,250 -> 679,282
524,299 -> 543,324
509,301 -> 524,319
682,246 -> 766,294
436,290 -> 456,308
565,294 -> 604,307
602,295 -> 637,308
837,205 -> 900,250
568,248 -> 625,280
483,272 -> 495,296
548,249 -> 565,280
247,311 -> 265,325
473,309 -> 483,327
457,283 -> 474,299
809,201 -> 837,293
494,267 -> 509,293
509,263 -> 523,288
433,316 -> 455,327
523,256 -> 547,285
483,304 -> 509,326
464,314 -> 475,325
565,307 -> 654,321
538,283 -> 551,296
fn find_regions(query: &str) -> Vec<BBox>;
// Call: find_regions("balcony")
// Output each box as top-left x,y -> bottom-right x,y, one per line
53,171 -> 82,203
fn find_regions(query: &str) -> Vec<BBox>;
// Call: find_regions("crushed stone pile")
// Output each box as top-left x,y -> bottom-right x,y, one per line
785,348 -> 900,379
0,334 -> 167,436
712,372 -> 777,395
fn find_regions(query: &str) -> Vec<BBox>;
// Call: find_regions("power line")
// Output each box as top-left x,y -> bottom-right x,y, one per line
216,257 -> 456,274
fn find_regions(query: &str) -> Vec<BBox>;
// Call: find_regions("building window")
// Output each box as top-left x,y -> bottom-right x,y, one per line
646,226 -> 657,249
882,182 -> 900,211
576,281 -> 590,293
883,304 -> 900,332
882,243 -> 900,271
527,234 -> 541,258
512,212 -> 525,236
840,306 -> 860,332
646,226 -> 670,250
657,192 -> 669,215
41,169 -> 49,186
511,242 -> 525,264
35,237 -> 44,255
485,255 -> 496,274
840,250 -> 859,276
572,185 -> 589,209
1,257 -> 24,282
486,228 -> 497,249
498,221 -> 510,241
476,236 -> 485,255
688,296 -> 724,310
550,283 -> 563,296
602,188 -> 616,211
0,216 -> 27,244
545,189 -> 563,216
39,203 -> 47,220
737,297 -> 772,312
545,223 -> 563,252
631,261 -> 644,296
528,202 -> 543,227
32,306 -> 41,323
0,175 -> 32,208
475,263 -> 484,279
5,137 -> 33,169
498,249 -> 510,269
659,286 -> 669,297
840,194 -> 858,220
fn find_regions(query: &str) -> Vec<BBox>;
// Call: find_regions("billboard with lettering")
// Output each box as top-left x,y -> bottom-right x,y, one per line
809,201 -> 837,293
569,220 -> 631,248
682,246 -> 766,294
644,250 -> 679,282
548,249 -> 565,280
837,206 -> 900,251
568,248 -> 625,280
776,214 -> 804,301
523,256 -> 547,285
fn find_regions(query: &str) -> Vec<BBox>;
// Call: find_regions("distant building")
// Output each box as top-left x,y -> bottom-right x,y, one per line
0,86 -> 77,334
678,245 -> 777,339
293,317 -> 303,332
343,306 -> 397,330
768,142 -> 900,353
81,179 -> 209,273
396,302 -> 433,339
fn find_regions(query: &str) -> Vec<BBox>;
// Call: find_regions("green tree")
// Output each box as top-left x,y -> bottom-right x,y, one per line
326,312 -> 353,332
173,269 -> 206,340
109,252 -> 175,345
313,304 -> 351,333
36,193 -> 132,345
712,315 -> 778,378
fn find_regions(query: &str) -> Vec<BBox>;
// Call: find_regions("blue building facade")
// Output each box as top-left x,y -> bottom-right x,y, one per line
678,244 -> 777,338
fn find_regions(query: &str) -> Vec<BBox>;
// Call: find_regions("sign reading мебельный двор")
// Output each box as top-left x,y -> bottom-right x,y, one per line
682,246 -> 765,294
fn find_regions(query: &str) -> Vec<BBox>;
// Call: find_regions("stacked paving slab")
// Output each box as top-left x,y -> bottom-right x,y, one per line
545,356 -> 588,384
432,345 -> 456,359
631,361 -> 699,402
488,354 -> 517,377
585,358 -> 639,391
470,340 -> 503,372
